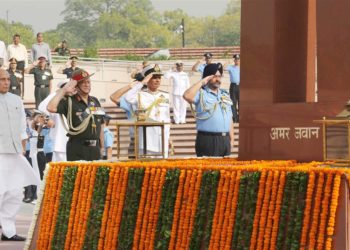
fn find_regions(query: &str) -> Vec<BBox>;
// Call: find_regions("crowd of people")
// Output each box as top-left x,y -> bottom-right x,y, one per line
0,32 -> 240,241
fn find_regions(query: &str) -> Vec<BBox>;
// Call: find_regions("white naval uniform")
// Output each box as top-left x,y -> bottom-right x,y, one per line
0,92 -> 39,238
38,92 -> 68,162
125,88 -> 170,158
164,70 -> 190,124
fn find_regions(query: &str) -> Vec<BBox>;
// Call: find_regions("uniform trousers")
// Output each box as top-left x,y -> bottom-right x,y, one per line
0,189 -> 22,238
66,139 -> 101,161
34,86 -> 50,108
172,95 -> 187,124
17,61 -> 25,98
52,152 -> 66,162
195,131 -> 231,157
229,83 -> 239,122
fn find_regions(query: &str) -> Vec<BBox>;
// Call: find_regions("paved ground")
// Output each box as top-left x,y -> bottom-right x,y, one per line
0,202 -> 35,250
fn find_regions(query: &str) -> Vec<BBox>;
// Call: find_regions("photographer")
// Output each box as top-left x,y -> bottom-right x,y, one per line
30,110 -> 54,180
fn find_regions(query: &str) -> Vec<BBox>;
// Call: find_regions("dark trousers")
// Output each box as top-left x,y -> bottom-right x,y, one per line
37,151 -> 47,180
24,150 -> 37,200
66,139 -> 101,161
46,152 -> 53,163
17,61 -> 25,98
229,83 -> 240,122
34,86 -> 50,107
195,132 -> 231,157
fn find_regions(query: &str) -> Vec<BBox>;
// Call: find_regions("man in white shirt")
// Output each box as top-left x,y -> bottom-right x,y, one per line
165,61 -> 190,124
0,68 -> 39,241
0,40 -> 8,68
7,34 -> 28,71
38,80 -> 69,162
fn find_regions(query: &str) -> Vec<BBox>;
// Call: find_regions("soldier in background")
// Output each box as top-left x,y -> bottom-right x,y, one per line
57,56 -> 80,79
25,56 -> 53,107
54,40 -> 71,57
7,34 -> 28,98
7,58 -> 23,97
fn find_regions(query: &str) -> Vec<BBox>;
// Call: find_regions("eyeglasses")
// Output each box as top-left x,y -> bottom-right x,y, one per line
214,74 -> 222,78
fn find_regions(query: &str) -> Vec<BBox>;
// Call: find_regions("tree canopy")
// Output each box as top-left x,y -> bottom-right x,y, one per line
0,0 -> 241,50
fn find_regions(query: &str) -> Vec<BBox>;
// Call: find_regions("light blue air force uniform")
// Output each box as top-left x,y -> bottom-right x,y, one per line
197,64 -> 207,75
104,127 -> 114,152
119,95 -> 135,137
226,65 -> 240,84
193,86 -> 232,133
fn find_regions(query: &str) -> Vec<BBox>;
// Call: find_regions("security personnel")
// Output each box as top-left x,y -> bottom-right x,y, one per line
25,56 -> 53,107
225,54 -> 240,122
57,56 -> 80,78
191,52 -> 214,77
47,69 -> 105,161
54,40 -> 71,56
184,63 -> 234,157
7,58 -> 22,97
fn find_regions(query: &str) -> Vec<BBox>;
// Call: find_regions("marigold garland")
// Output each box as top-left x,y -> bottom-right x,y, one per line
299,171 -> 315,250
316,173 -> 333,250
263,170 -> 280,250
325,173 -> 341,250
31,160 -> 350,250
250,170 -> 267,250
308,172 -> 325,249
269,171 -> 286,250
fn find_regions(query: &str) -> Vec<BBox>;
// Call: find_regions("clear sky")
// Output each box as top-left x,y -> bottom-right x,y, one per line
0,0 -> 229,33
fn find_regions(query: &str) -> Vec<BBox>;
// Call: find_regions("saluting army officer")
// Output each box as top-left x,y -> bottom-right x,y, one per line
183,63 -> 234,157
25,55 -> 53,107
47,69 -> 105,161
7,58 -> 23,97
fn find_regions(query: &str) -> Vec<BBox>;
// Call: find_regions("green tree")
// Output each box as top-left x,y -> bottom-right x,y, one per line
0,19 -> 35,48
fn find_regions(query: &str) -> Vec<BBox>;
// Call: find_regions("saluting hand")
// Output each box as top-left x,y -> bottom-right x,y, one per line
142,72 -> 155,84
201,75 -> 215,86
63,79 -> 78,95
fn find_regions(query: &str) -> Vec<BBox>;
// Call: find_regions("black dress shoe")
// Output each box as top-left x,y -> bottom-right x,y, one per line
1,234 -> 26,241
23,197 -> 34,203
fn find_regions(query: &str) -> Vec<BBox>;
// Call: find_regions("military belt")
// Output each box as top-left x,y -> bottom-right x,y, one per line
198,131 -> 229,136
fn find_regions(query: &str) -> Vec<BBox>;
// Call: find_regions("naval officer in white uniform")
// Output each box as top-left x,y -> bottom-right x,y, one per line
164,61 -> 190,124
0,68 -> 39,241
124,64 -> 171,158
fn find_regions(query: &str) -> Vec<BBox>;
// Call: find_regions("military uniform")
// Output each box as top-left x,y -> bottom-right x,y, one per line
29,67 -> 53,107
62,66 -> 80,79
125,88 -> 171,157
56,94 -> 104,161
7,69 -> 22,97
55,47 -> 70,57
193,86 -> 233,157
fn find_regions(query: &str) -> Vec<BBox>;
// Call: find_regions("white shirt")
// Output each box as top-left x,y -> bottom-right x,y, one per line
125,88 -> 170,156
7,43 -> 28,67
0,40 -> 8,61
38,92 -> 68,153
164,70 -> 190,96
